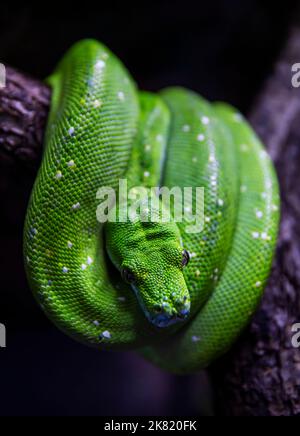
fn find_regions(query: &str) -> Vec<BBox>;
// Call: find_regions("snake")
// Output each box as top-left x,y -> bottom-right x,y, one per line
24,40 -> 280,374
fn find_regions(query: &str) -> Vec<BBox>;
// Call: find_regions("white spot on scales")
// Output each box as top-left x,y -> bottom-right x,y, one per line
55,171 -> 63,180
95,60 -> 105,70
67,160 -> 75,168
101,330 -> 111,340
233,113 -> 243,122
92,99 -> 102,108
81,257 -> 93,270
118,91 -> 125,101
261,232 -> 270,241
197,134 -> 205,142
201,116 -> 210,125
72,203 -> 81,211
30,227 -> 38,236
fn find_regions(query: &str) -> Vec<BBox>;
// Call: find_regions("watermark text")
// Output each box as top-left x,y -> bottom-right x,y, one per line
291,63 -> 300,88
0,63 -> 6,88
0,323 -> 6,348
96,179 -> 205,234
291,323 -> 300,348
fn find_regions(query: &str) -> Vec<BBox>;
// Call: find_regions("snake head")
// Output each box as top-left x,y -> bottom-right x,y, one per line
123,248 -> 191,328
106,212 -> 191,328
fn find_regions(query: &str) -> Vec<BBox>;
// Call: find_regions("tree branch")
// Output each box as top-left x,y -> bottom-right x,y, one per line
211,27 -> 300,416
0,67 -> 50,168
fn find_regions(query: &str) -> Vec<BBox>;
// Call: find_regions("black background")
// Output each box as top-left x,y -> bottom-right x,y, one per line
0,0 -> 298,416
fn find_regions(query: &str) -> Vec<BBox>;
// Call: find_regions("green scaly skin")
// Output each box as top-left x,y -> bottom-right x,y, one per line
24,40 -> 280,373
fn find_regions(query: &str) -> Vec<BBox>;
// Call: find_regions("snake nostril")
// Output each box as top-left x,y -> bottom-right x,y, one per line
150,293 -> 191,327
178,307 -> 190,319
154,304 -> 162,313
174,296 -> 191,319
175,297 -> 190,309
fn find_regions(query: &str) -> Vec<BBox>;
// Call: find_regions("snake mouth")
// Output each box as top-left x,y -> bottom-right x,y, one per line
149,308 -> 190,328
131,284 -> 191,328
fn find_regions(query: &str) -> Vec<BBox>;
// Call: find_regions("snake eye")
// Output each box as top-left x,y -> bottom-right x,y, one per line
182,249 -> 190,267
122,268 -> 135,284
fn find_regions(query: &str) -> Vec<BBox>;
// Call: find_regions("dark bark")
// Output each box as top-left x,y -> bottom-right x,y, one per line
211,27 -> 300,416
1,29 -> 300,416
0,66 -> 50,168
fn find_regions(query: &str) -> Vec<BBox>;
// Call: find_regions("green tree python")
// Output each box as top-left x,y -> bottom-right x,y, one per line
24,40 -> 280,373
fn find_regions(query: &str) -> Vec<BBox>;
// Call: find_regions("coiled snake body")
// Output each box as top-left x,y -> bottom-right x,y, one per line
24,40 -> 280,373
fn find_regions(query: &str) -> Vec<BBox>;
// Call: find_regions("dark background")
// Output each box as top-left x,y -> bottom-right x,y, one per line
0,0 -> 298,416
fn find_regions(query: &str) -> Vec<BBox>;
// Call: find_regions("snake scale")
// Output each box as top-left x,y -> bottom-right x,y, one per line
24,40 -> 280,373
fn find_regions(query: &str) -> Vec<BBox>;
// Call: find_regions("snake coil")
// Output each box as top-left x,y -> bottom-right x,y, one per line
24,40 -> 280,373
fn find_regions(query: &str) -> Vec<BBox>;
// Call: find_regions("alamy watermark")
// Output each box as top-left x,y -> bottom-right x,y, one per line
291,63 -> 300,88
291,323 -> 300,348
96,179 -> 205,234
0,323 -> 6,348
0,63 -> 6,88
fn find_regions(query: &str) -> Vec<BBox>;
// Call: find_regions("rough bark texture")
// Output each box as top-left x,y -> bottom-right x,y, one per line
1,29 -> 300,416
211,27 -> 300,416
0,66 -> 50,168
